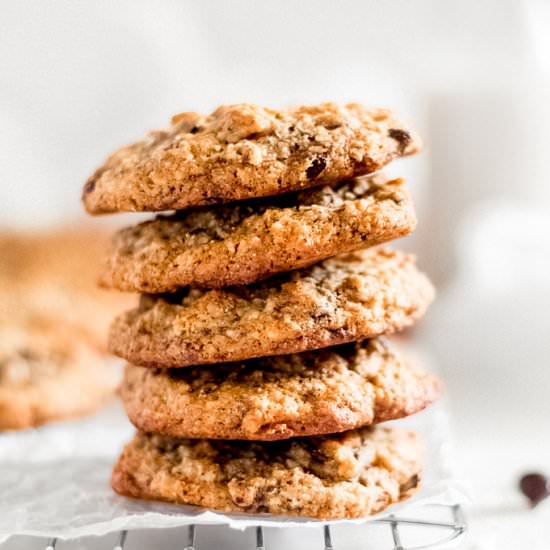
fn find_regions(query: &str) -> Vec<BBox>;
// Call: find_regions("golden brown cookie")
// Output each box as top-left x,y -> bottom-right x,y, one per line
0,321 -> 118,431
111,427 -> 422,519
101,175 -> 416,292
0,227 -> 132,430
121,338 -> 439,440
83,103 -> 421,214
109,248 -> 434,368
0,227 -> 135,351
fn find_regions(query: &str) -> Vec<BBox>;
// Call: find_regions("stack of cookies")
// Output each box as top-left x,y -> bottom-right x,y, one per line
82,103 -> 438,519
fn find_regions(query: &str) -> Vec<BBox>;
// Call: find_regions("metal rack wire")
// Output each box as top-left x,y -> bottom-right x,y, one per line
38,503 -> 466,550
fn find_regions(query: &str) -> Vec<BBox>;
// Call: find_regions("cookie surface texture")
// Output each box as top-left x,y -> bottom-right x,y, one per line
111,427 -> 422,519
121,338 -> 439,440
109,248 -> 435,367
83,103 -> 421,214
101,175 -> 416,291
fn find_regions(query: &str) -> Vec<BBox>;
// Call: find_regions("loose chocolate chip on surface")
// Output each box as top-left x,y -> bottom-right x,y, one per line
306,157 -> 327,179
519,472 -> 549,507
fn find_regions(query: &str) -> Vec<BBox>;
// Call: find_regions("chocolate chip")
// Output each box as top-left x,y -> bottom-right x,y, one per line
161,287 -> 192,305
388,128 -> 411,152
190,126 -> 200,134
306,157 -> 327,180
519,472 -> 549,507
83,179 -> 96,194
401,474 -> 420,492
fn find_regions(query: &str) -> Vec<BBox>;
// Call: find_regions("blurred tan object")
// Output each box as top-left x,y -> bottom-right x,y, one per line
0,226 -> 134,430
0,227 -> 134,350
0,321 -> 118,431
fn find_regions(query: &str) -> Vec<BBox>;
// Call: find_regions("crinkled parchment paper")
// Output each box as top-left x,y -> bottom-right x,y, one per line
0,395 -> 468,542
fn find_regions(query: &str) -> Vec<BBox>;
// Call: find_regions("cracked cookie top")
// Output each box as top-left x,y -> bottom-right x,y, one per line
121,337 -> 439,440
83,103 -> 421,214
100,175 -> 416,291
108,248 -> 434,367
111,426 -> 422,519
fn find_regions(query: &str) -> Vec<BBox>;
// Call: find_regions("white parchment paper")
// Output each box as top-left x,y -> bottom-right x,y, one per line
0,398 -> 468,542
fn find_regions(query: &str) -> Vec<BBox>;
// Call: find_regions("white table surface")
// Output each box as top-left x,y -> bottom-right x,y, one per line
446,399 -> 550,549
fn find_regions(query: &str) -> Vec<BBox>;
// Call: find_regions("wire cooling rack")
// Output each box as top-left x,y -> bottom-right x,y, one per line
32,503 -> 466,550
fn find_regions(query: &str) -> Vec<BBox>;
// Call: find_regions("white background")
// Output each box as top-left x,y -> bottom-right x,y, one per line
1,1 -> 550,547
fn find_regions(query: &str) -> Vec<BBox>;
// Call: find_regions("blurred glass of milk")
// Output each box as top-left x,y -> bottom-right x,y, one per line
419,0 -> 550,433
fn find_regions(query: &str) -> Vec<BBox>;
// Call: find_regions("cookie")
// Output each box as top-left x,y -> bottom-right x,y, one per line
82,103 -> 421,214
0,228 -> 130,430
0,321 -> 118,431
121,338 -> 439,440
101,175 -> 416,292
0,228 -> 135,351
109,248 -> 434,368
111,426 -> 422,519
